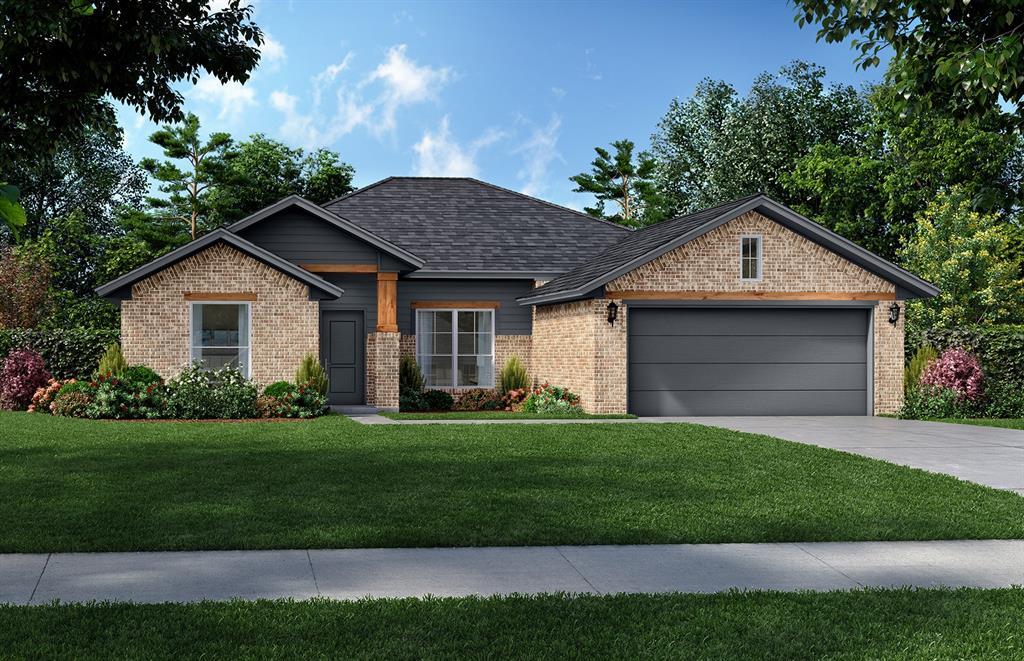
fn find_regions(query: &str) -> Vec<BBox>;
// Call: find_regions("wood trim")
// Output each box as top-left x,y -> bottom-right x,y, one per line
376,272 -> 398,332
604,290 -> 896,301
299,263 -> 378,273
377,271 -> 399,281
184,292 -> 257,301
410,300 -> 502,309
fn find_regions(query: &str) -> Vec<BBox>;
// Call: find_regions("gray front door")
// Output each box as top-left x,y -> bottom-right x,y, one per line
628,307 -> 869,416
320,310 -> 364,406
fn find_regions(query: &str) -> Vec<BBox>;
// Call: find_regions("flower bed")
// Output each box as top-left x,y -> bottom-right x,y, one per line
900,346 -> 1024,419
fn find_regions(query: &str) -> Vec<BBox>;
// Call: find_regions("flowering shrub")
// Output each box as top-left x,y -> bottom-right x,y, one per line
452,388 -> 503,411
51,390 -> 93,418
521,383 -> 582,415
88,371 -> 167,419
919,347 -> 984,402
165,364 -> 258,419
0,347 -> 51,410
256,379 -> 326,418
29,378 -> 68,413
502,387 -> 530,412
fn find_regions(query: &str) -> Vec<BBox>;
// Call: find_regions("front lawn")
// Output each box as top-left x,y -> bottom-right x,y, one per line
1,589 -> 1021,659
930,418 -> 1024,430
380,411 -> 636,420
1,412 -> 1023,553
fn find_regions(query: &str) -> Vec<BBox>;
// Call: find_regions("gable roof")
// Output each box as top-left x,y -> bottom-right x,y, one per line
518,194 -> 940,305
227,195 -> 425,269
95,229 -> 345,300
324,177 -> 631,274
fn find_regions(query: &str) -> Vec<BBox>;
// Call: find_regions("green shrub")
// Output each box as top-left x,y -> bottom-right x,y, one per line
904,345 -> 938,394
295,354 -> 328,396
264,381 -> 297,398
423,389 -> 454,411
521,384 -> 583,415
214,369 -> 259,419
915,325 -> 1024,387
51,390 -> 93,418
452,388 -> 503,411
87,372 -> 167,419
121,365 -> 161,386
0,328 -> 118,379
899,386 -> 980,420
165,365 -> 259,419
983,379 -> 1024,418
399,354 -> 424,395
399,389 -> 427,412
58,380 -> 95,397
97,342 -> 129,376
498,355 -> 530,395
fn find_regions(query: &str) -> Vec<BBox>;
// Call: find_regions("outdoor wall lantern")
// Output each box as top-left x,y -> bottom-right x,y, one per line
888,302 -> 901,325
607,301 -> 619,326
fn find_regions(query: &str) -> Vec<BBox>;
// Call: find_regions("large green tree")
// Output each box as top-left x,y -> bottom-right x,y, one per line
570,139 -> 665,227
649,61 -> 869,216
794,0 -> 1024,128
141,114 -> 236,240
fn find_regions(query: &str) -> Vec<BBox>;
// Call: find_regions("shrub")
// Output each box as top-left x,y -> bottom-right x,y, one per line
0,328 -> 118,380
295,354 -> 328,396
400,390 -> 427,412
213,367 -> 259,419
904,345 -> 938,394
0,347 -> 51,410
452,388 -> 502,411
399,353 -> 424,394
498,355 -> 530,395
919,347 -> 984,402
121,365 -> 161,386
502,387 -> 530,412
51,390 -> 93,418
97,343 -> 129,377
58,380 -> 95,397
984,379 -> 1024,418
521,383 -> 583,415
899,386 -> 979,420
87,372 -> 167,419
264,381 -> 297,398
29,378 -> 66,413
423,389 -> 454,411
165,364 -> 218,419
914,324 -> 1024,388
256,382 -> 326,418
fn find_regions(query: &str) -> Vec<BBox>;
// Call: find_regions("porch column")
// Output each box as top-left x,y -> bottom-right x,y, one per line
376,272 -> 398,332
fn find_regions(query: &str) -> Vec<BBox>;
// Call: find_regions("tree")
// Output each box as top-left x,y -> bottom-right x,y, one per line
204,134 -> 355,226
649,61 -> 869,216
141,114 -> 236,240
899,189 -> 1024,336
794,0 -> 1024,128
0,246 -> 51,328
570,139 -> 665,227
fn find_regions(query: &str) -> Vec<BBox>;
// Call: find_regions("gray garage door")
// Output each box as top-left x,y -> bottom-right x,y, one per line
628,308 -> 869,416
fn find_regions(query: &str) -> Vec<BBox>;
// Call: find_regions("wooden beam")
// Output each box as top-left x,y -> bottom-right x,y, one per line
184,292 -> 257,301
299,263 -> 378,273
604,290 -> 897,301
376,272 -> 398,332
410,300 -> 502,309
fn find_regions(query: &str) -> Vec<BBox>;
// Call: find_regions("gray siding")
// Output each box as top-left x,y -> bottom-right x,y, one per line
319,274 -> 377,332
237,208 -> 380,265
397,279 -> 534,335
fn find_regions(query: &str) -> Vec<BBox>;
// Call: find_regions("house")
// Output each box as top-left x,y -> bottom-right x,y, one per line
96,177 -> 937,416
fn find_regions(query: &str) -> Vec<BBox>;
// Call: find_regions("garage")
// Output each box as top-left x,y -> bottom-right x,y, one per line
628,307 -> 870,416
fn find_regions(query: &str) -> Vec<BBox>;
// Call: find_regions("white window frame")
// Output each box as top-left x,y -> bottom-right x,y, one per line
414,308 -> 496,389
739,234 -> 763,282
188,301 -> 253,378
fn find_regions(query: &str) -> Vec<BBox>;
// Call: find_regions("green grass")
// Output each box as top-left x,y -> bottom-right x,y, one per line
380,411 -> 637,420
1,412 -> 1023,553
1,589 -> 1022,659
930,418 -> 1024,430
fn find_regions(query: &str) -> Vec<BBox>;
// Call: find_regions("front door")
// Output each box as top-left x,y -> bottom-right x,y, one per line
320,310 -> 365,405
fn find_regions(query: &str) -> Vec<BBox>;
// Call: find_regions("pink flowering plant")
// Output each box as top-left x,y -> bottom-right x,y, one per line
0,347 -> 51,410
919,347 -> 985,402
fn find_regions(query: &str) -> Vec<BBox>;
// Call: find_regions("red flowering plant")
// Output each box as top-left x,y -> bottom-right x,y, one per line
502,387 -> 531,412
0,347 -> 51,410
29,378 -> 74,413
521,382 -> 582,415
919,347 -> 985,402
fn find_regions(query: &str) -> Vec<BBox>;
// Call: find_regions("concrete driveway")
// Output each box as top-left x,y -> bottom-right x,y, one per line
660,417 -> 1024,495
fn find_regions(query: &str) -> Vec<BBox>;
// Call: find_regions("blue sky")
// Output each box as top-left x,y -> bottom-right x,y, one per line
119,0 -> 884,210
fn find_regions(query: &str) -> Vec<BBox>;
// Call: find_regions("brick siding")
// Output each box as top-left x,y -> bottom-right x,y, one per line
366,332 -> 400,410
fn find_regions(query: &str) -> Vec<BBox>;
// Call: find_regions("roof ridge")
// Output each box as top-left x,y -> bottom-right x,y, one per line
464,178 -> 634,232
638,192 -> 764,234
322,176 -> 397,207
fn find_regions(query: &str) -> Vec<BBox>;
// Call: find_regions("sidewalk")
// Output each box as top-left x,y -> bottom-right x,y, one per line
2,540 -> 1021,605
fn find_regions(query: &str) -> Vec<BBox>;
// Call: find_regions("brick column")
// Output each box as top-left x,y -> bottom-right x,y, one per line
366,331 -> 400,410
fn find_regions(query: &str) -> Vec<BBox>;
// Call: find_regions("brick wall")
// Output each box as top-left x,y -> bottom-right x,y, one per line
121,243 -> 318,384
873,300 -> 904,414
366,331 -> 400,410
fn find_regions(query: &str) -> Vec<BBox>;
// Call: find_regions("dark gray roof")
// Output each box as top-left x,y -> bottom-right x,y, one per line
324,177 -> 630,273
95,229 -> 345,300
519,193 -> 939,305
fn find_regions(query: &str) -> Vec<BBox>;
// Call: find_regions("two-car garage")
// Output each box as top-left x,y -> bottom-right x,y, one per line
627,307 -> 870,416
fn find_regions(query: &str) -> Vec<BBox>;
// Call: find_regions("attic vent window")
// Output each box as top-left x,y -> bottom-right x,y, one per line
740,235 -> 762,281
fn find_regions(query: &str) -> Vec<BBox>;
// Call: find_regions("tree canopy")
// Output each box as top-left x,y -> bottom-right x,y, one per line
569,139 -> 664,227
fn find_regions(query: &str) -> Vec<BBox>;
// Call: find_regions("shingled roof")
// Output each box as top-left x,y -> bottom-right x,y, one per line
518,193 -> 939,305
324,177 -> 630,274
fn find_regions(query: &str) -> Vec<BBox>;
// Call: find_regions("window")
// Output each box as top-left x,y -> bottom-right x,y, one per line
190,303 -> 251,376
416,309 -> 494,387
740,235 -> 762,281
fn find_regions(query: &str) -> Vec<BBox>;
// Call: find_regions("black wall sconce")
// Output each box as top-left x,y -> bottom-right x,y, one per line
607,301 -> 619,326
888,302 -> 901,325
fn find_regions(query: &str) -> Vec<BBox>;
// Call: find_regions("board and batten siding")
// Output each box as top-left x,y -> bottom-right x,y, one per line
236,208 -> 380,265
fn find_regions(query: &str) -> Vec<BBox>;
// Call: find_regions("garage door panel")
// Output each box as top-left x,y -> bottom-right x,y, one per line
629,335 -> 866,364
629,363 -> 867,391
629,308 -> 867,336
628,389 -> 867,416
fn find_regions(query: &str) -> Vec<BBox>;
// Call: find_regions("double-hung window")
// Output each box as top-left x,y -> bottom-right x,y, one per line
740,235 -> 762,281
415,309 -> 494,388
189,302 -> 252,377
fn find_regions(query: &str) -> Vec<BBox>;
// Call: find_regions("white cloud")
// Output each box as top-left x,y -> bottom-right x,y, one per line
413,116 -> 504,177
514,115 -> 562,197
365,44 -> 452,134
270,85 -> 372,149
191,74 -> 258,122
259,34 -> 286,69
551,87 -> 566,99
312,52 -> 355,106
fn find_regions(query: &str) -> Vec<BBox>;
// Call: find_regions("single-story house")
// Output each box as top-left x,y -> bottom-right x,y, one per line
97,177 -> 937,416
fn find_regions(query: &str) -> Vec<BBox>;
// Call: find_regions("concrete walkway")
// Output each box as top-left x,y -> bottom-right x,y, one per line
2,540 -> 1021,605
